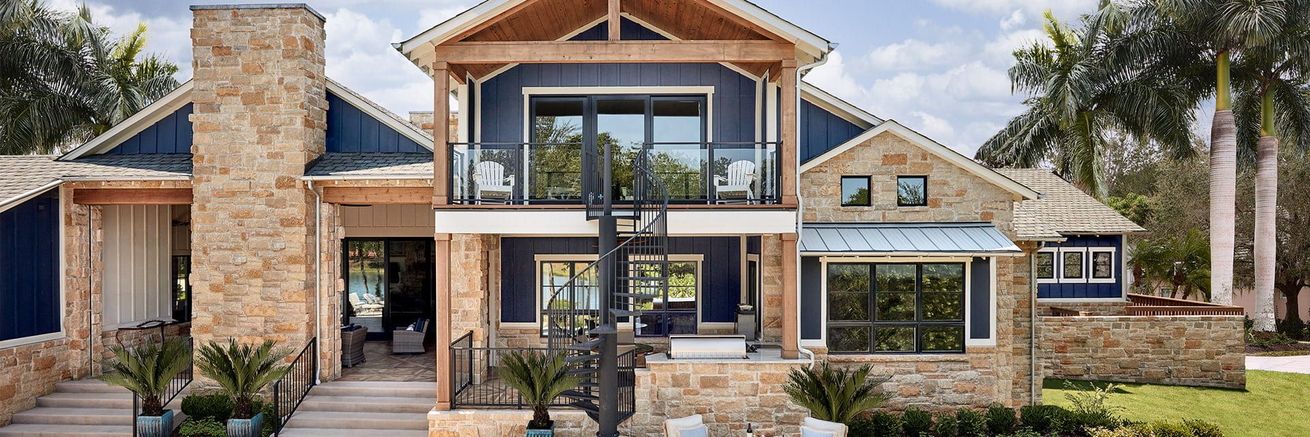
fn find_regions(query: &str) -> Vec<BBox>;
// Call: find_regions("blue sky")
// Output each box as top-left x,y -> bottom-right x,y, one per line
68,0 -> 1106,155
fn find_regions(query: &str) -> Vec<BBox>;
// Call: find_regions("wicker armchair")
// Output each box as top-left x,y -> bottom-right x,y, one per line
392,318 -> 429,354
341,326 -> 368,367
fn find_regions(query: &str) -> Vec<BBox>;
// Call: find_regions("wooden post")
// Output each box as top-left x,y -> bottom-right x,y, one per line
779,60 -> 798,206
607,0 -> 621,41
433,62 -> 451,207
434,233 -> 453,410
781,233 -> 799,359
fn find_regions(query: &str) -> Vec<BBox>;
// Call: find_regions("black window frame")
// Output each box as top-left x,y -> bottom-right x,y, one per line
826,262 -> 966,355
840,176 -> 872,207
1035,251 -> 1056,280
896,175 -> 928,207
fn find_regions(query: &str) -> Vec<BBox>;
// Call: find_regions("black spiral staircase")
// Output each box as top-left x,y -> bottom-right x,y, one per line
543,147 -> 669,437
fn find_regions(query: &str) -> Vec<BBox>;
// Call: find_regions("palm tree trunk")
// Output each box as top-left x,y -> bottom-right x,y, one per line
1253,91 -> 1279,332
1209,52 -> 1237,305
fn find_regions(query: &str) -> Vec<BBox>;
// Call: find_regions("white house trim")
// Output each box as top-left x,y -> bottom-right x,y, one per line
1088,247 -> 1117,284
800,82 -> 881,128
0,180 -> 62,215
60,82 -> 194,160
1035,247 -> 1059,284
1058,247 -> 1088,283
799,120 -> 1040,200
434,210 -> 797,235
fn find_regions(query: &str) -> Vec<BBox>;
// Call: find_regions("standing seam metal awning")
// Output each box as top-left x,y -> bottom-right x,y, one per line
799,222 -> 1021,255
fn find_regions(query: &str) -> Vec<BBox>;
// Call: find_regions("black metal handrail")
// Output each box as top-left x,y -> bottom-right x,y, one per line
272,337 -> 317,436
449,333 -> 576,409
132,336 -> 194,437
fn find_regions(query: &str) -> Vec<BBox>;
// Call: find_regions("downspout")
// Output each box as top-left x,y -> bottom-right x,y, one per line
795,45 -> 833,367
1030,241 -> 1044,404
308,180 -> 322,384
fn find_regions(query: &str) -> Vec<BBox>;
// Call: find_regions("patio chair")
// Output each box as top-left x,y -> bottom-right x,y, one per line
392,318 -> 429,354
341,325 -> 368,368
664,414 -> 707,437
473,161 -> 515,201
714,160 -> 757,203
801,417 -> 848,437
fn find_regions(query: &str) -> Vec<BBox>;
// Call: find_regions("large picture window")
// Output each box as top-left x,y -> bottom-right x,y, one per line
539,259 -> 600,335
826,262 -> 965,354
633,259 -> 700,337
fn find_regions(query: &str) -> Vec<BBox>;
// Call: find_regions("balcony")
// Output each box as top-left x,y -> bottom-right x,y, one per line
449,141 -> 781,206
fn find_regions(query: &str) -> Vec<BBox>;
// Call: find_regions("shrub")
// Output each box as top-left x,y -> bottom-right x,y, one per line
179,418 -> 227,437
902,407 -> 933,437
985,403 -> 1017,435
1182,419 -> 1224,437
1064,381 -> 1124,429
1276,318 -> 1308,340
998,431 -> 1043,437
196,339 -> 290,420
1248,330 -> 1297,348
498,350 -> 581,430
785,362 -> 890,424
955,409 -> 987,436
99,339 -> 191,417
1019,404 -> 1073,435
932,413 -> 958,437
866,411 -> 902,437
181,393 -> 233,422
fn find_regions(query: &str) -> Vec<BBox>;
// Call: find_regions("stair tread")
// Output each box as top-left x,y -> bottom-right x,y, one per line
0,424 -> 131,436
288,411 -> 427,419
39,392 -> 133,400
302,395 -> 435,404
278,429 -> 428,437
15,408 -> 129,416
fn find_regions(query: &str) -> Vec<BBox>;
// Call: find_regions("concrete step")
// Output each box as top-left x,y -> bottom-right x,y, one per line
53,380 -> 125,394
278,428 -> 429,437
299,395 -> 434,414
10,408 -> 130,426
36,392 -> 133,409
283,411 -> 427,430
307,382 -> 437,399
0,424 -> 131,437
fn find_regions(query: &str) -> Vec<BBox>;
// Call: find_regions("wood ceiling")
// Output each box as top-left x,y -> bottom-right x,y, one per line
444,0 -> 791,80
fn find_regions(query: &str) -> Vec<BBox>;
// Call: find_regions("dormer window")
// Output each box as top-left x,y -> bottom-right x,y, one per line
897,176 -> 927,207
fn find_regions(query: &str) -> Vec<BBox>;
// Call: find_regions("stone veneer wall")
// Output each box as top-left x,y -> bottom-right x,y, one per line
451,234 -> 499,349
1040,315 -> 1246,388
1038,300 -> 1130,316
188,5 -> 327,356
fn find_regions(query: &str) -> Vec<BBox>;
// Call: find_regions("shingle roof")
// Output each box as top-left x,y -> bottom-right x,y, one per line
800,222 -> 1021,254
996,168 -> 1146,240
304,153 -> 433,178
0,154 -> 191,209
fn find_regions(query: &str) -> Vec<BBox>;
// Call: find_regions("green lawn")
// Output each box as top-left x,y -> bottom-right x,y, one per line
1043,371 -> 1310,437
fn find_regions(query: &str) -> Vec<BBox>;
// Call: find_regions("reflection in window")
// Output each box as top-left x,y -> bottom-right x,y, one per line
598,99 -> 647,201
634,260 -> 699,336
652,99 -> 706,200
1091,250 -> 1114,279
540,261 -> 600,334
841,176 -> 870,206
897,176 -> 927,207
1036,251 -> 1056,280
531,99 -> 584,200
1062,251 -> 1085,280
826,263 -> 966,354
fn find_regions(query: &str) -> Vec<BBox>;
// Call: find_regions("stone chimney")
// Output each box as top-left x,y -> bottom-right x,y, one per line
188,4 -> 327,349
409,110 -> 459,139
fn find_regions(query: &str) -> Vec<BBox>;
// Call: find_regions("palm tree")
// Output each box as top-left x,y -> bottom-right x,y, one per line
498,350 -> 581,430
0,0 -> 178,155
783,361 -> 889,425
1129,231 -> 1211,300
196,339 -> 290,420
1228,0 -> 1310,331
976,11 -> 1195,198
101,339 -> 191,417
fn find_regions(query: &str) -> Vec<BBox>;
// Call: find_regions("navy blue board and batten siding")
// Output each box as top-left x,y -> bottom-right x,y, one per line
569,17 -> 668,41
500,237 -> 741,325
800,99 -> 864,162
0,191 -> 61,342
105,103 -> 193,154
1038,235 -> 1124,299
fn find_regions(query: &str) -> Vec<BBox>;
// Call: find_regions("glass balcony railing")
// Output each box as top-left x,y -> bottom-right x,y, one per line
450,141 -> 780,205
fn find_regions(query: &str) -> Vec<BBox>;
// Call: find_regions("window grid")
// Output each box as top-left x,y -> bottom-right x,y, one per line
827,263 -> 965,354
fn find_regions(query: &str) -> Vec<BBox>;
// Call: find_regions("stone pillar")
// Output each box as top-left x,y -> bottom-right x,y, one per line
188,4 -> 327,352
435,233 -> 452,410
780,233 -> 798,359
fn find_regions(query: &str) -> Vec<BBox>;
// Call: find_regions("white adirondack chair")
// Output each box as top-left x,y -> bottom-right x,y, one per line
714,160 -> 757,203
473,161 -> 515,201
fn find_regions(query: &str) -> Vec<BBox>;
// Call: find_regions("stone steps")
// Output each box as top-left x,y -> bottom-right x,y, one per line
0,379 -> 185,437
279,381 -> 435,435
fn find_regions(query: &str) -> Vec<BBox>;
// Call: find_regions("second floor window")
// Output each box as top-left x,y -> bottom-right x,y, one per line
897,176 -> 928,206
841,176 -> 871,206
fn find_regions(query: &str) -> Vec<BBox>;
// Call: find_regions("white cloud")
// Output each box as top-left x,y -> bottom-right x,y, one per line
49,0 -> 193,78
323,8 -> 435,114
806,51 -> 871,106
864,39 -> 965,72
416,6 -> 470,33
983,28 -> 1047,64
929,0 -> 1098,19
1000,9 -> 1026,31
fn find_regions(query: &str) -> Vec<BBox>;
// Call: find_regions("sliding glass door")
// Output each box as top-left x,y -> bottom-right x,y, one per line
343,239 -> 435,341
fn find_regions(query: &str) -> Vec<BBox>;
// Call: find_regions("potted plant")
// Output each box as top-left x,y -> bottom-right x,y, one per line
196,339 -> 289,437
499,350 -> 582,437
783,361 -> 889,424
101,339 -> 191,437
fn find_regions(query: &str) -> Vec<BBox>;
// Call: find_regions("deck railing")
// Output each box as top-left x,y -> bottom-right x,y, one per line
1125,293 -> 1245,316
132,336 -> 193,437
448,331 -> 640,413
271,337 -> 318,436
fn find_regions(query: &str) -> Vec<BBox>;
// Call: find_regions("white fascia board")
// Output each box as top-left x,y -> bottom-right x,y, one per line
435,210 -> 797,234
60,82 -> 194,160
325,80 -> 435,150
0,180 -> 62,215
804,251 -> 1025,259
800,82 -> 881,127
398,0 -> 518,55
799,120 -> 1040,200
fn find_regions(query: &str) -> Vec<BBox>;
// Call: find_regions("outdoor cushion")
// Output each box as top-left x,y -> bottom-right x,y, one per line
802,417 -> 848,437
677,425 -> 708,437
801,428 -> 837,437
664,414 -> 704,437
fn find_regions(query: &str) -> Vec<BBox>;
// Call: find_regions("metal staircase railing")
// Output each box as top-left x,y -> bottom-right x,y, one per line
543,148 -> 668,435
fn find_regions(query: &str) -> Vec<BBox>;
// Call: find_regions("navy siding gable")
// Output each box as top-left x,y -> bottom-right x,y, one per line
1038,235 -> 1124,299
800,99 -> 864,162
326,91 -> 426,153
0,191 -> 60,342
106,103 -> 193,154
570,17 -> 668,41
500,237 -> 741,325
480,63 -> 757,144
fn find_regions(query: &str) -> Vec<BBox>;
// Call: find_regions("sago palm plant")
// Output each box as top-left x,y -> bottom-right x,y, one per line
101,339 -> 191,416
196,339 -> 289,420
783,361 -> 889,424
498,350 -> 581,430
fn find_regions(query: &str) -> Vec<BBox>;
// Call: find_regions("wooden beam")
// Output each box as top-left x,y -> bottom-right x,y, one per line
433,40 -> 794,64
608,0 -> 621,41
780,233 -> 799,359
434,233 -> 453,410
322,187 -> 433,205
74,188 -> 192,205
447,0 -> 546,43
434,61 -> 451,207
779,60 -> 798,205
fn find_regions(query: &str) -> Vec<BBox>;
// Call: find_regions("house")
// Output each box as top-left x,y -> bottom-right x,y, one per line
0,2 -> 1244,436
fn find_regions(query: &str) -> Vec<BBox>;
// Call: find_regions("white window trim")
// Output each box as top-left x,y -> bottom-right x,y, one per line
1088,247 -> 1117,284
501,254 -> 600,330
966,258 -> 999,347
1058,247 -> 1088,283
650,254 -> 716,331
0,187 -> 66,350
1035,248 -> 1058,284
817,256 -> 975,353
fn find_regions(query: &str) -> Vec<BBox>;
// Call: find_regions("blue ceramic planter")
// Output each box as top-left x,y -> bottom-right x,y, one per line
525,421 -> 554,437
226,412 -> 264,437
136,409 -> 173,437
